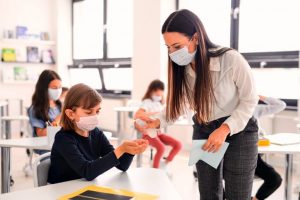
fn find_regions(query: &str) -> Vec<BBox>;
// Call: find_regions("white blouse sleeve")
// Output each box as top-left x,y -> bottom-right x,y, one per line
223,51 -> 258,135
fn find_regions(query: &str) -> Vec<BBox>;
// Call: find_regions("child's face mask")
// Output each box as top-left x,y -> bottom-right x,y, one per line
151,95 -> 162,102
75,114 -> 100,132
48,88 -> 62,101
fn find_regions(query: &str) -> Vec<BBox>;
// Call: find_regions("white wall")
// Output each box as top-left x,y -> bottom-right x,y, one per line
55,0 -> 72,87
132,0 -> 175,99
0,0 -> 72,134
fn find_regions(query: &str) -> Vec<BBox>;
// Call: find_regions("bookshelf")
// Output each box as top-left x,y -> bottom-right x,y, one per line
0,38 -> 57,84
1,38 -> 56,46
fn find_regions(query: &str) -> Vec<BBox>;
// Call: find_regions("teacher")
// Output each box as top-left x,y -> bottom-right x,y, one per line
135,9 -> 259,200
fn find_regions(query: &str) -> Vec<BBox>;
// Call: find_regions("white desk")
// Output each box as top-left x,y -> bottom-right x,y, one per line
258,133 -> 300,200
0,135 -> 117,194
0,168 -> 182,200
1,115 -> 29,139
0,137 -> 50,193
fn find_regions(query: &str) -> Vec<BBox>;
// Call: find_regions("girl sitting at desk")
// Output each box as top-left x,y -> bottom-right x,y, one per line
28,70 -> 62,154
135,80 -> 182,169
252,95 -> 286,200
47,83 -> 148,184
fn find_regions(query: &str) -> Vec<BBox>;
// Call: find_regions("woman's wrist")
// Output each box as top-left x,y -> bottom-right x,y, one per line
220,123 -> 230,136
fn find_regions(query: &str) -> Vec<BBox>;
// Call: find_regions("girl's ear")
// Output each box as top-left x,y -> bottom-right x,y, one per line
65,109 -> 75,120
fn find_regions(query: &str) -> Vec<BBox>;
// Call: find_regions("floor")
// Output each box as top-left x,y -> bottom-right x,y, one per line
7,140 -> 300,200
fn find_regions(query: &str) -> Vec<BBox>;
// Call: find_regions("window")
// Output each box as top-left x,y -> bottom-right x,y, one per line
73,0 -> 104,59
106,0 -> 133,58
68,64 -> 132,96
69,68 -> 102,90
72,0 -> 133,97
252,68 -> 300,100
239,0 -> 300,52
179,0 -> 231,47
102,67 -> 132,92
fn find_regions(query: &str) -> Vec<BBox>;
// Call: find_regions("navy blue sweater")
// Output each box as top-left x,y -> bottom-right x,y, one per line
47,128 -> 133,184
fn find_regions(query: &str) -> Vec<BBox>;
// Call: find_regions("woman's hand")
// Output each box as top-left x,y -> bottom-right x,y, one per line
202,124 -> 230,153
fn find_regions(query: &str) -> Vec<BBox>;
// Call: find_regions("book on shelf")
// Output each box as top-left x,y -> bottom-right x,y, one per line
16,26 -> 28,39
26,46 -> 39,63
41,49 -> 55,64
40,32 -> 50,40
15,48 -> 27,62
2,48 -> 16,62
14,66 -> 28,81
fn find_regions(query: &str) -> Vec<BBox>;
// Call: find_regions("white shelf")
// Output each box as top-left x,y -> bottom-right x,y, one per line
0,61 -> 55,66
2,80 -> 36,85
1,38 -> 56,46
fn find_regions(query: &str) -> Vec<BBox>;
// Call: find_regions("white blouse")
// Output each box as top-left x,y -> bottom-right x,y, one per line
158,49 -> 258,136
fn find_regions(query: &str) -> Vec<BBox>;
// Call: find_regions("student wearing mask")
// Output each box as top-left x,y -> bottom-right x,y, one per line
135,80 -> 182,169
135,9 -> 258,200
28,70 -> 62,154
48,84 -> 148,184
59,86 -> 69,105
252,95 -> 285,200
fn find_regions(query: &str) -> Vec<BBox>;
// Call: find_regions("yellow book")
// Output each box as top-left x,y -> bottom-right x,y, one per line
59,185 -> 158,200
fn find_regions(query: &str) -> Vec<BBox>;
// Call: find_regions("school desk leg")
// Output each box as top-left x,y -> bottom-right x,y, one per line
116,111 -> 122,145
1,146 -> 11,193
285,154 -> 293,200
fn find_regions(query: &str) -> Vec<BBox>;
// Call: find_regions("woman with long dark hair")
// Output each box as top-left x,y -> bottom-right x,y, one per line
135,9 -> 258,200
28,70 -> 62,154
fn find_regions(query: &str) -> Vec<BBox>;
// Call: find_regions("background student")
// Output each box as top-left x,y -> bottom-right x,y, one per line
28,70 -> 62,154
48,83 -> 148,184
251,95 -> 285,200
135,80 -> 182,169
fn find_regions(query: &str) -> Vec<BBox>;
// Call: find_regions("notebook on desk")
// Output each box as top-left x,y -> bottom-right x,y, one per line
264,133 -> 300,145
59,185 -> 158,200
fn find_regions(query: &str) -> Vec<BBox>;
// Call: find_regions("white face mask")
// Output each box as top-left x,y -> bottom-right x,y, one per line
169,41 -> 196,66
151,95 -> 162,102
76,114 -> 100,132
48,88 -> 62,101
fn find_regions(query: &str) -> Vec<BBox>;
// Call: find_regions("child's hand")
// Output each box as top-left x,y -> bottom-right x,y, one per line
114,139 -> 148,158
134,121 -> 147,133
134,139 -> 148,153
147,111 -> 160,116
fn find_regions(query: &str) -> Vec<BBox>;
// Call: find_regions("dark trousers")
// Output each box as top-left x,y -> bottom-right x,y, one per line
193,116 -> 258,200
255,154 -> 282,200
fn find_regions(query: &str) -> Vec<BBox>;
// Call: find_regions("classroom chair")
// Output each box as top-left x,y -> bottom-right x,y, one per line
33,152 -> 51,187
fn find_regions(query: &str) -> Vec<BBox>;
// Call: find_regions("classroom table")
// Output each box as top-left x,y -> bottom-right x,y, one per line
0,134 -> 117,194
1,115 -> 29,139
0,137 -> 50,193
258,133 -> 300,200
0,167 -> 182,200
